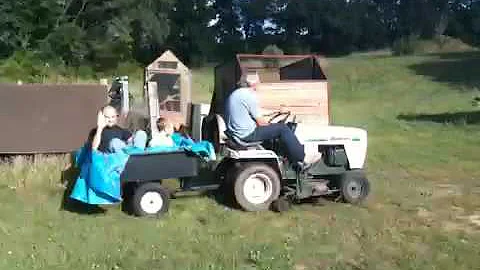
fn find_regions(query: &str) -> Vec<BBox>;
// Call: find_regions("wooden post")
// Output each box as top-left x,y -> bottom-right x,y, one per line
148,81 -> 159,136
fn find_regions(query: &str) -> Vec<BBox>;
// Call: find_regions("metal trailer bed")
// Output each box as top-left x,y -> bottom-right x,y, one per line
119,151 -> 219,217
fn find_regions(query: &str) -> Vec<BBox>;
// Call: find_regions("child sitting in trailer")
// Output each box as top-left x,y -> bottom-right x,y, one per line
176,123 -> 192,140
147,116 -> 216,161
148,117 -> 175,147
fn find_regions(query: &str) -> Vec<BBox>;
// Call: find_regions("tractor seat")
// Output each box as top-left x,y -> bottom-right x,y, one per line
224,130 -> 263,150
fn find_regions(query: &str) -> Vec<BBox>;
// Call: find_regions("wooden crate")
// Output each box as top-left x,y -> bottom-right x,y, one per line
256,81 -> 329,125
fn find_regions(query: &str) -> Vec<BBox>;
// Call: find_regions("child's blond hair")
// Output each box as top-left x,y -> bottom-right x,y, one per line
156,117 -> 174,134
156,117 -> 168,131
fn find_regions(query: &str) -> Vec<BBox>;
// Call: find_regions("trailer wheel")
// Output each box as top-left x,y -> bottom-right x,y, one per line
233,163 -> 280,212
131,182 -> 169,217
340,170 -> 370,204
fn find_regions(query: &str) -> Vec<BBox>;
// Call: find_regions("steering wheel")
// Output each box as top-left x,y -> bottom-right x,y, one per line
267,110 -> 291,124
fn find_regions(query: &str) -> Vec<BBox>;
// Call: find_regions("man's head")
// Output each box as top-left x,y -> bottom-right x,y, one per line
156,117 -> 174,135
238,72 -> 261,91
102,105 -> 119,127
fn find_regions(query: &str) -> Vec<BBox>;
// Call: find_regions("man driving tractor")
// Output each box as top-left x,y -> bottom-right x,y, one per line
224,72 -> 314,172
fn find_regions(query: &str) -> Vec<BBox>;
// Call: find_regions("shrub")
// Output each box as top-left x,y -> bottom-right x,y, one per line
392,35 -> 420,56
392,35 -> 476,56
0,51 -> 48,83
262,44 -> 284,55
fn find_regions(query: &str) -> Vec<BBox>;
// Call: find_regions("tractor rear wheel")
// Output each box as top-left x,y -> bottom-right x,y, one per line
271,197 -> 291,212
232,163 -> 280,212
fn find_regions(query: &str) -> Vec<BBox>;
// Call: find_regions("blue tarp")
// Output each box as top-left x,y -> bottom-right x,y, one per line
69,133 -> 216,205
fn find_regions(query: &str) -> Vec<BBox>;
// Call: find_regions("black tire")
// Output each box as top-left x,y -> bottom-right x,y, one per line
232,163 -> 281,212
340,170 -> 370,204
121,182 -> 137,214
202,115 -> 221,152
219,163 -> 239,208
131,182 -> 170,217
214,158 -> 235,183
271,197 -> 291,213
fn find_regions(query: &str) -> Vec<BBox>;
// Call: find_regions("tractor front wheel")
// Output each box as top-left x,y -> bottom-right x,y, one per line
340,170 -> 370,204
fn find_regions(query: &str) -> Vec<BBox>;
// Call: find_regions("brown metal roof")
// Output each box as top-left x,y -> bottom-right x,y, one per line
236,53 -> 321,59
0,83 -> 107,154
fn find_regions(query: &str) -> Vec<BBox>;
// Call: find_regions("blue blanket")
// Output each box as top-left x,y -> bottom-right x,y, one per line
69,133 -> 216,205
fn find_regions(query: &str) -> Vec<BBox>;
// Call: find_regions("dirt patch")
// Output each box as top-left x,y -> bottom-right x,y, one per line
294,264 -> 307,270
294,259 -> 332,270
442,221 -> 469,232
415,206 -> 480,234
417,207 -> 433,219
467,214 -> 480,228
440,210 -> 480,233
470,186 -> 480,194
433,184 -> 462,198
416,207 -> 437,225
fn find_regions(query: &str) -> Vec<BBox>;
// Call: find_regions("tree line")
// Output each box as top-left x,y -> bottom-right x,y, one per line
0,0 -> 479,72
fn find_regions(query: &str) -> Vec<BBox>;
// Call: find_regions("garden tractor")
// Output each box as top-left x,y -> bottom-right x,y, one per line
209,110 -> 370,212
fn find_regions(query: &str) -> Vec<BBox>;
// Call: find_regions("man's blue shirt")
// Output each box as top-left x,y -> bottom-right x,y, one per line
225,87 -> 259,139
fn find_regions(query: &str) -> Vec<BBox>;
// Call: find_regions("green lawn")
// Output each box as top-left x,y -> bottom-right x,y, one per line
1,52 -> 480,270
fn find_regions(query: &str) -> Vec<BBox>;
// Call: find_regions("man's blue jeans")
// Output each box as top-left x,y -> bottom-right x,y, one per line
242,123 -> 305,163
108,130 -> 147,153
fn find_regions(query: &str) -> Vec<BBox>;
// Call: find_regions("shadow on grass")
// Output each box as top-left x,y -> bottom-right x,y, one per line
174,165 -> 240,210
398,110 -> 480,125
409,51 -> 480,90
59,153 -> 106,215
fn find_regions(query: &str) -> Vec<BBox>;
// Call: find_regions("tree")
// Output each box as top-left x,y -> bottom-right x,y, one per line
0,0 -> 479,71
166,0 -> 216,66
212,0 -> 245,59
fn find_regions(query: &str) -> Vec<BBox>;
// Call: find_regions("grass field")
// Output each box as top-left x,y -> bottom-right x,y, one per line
1,52 -> 480,270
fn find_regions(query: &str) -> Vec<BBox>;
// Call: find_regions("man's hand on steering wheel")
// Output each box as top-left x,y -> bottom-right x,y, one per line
267,110 -> 291,124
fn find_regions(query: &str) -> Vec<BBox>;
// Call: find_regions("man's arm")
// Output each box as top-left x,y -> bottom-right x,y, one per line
92,111 -> 106,150
91,128 -> 103,150
254,116 -> 269,126
123,129 -> 133,143
256,107 -> 281,126
248,94 -> 271,126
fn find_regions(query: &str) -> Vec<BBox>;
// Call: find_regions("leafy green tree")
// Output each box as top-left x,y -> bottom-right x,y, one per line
166,0 -> 216,66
